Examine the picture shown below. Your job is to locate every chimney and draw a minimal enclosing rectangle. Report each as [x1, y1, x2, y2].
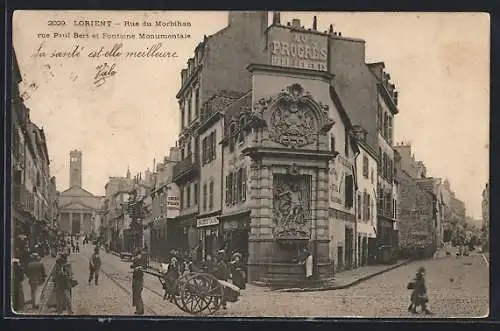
[273, 11, 281, 25]
[292, 19, 301, 29]
[313, 16, 318, 30]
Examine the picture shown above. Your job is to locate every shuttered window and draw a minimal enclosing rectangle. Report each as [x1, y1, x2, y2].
[226, 174, 232, 206]
[344, 175, 354, 208]
[209, 181, 214, 209]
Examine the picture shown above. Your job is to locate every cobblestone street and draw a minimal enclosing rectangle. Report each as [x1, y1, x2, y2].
[27, 244, 489, 318]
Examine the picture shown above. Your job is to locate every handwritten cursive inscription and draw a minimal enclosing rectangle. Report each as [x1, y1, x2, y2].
[94, 62, 117, 87]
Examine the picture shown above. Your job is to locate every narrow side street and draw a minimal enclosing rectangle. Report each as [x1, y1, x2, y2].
[22, 243, 488, 318]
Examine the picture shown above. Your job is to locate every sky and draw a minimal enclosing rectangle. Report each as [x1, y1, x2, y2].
[13, 11, 489, 219]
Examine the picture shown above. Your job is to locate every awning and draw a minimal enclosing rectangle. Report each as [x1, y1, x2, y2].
[357, 223, 376, 238]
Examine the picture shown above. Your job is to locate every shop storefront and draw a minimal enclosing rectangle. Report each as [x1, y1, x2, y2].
[220, 210, 251, 264]
[197, 216, 222, 261]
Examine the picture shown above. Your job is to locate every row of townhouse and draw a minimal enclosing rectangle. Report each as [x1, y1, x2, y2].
[12, 49, 59, 256]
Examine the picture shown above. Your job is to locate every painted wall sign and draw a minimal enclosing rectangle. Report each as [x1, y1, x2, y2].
[329, 155, 353, 208]
[167, 196, 180, 209]
[269, 31, 328, 71]
[196, 217, 219, 228]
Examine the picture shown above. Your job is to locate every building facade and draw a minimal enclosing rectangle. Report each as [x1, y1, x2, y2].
[353, 126, 378, 266]
[168, 11, 411, 285]
[12, 49, 59, 254]
[149, 151, 181, 261]
[57, 150, 103, 235]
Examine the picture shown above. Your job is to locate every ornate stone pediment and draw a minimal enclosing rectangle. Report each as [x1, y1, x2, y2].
[252, 84, 335, 149]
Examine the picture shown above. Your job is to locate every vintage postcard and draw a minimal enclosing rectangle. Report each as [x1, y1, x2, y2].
[10, 10, 489, 318]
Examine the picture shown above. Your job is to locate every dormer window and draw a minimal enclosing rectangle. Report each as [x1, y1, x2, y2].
[229, 123, 236, 152]
[238, 116, 246, 143]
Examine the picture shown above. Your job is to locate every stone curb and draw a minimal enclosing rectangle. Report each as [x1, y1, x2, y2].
[274, 259, 413, 293]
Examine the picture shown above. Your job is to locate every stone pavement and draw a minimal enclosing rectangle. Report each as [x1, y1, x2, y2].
[276, 259, 411, 292]
[16, 244, 488, 318]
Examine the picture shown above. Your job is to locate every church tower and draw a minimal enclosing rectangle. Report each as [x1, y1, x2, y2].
[69, 150, 82, 187]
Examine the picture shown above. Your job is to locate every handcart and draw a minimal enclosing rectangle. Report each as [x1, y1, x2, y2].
[142, 266, 240, 315]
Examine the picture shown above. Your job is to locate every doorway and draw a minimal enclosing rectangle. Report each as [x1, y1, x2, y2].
[71, 217, 81, 235]
[345, 228, 354, 269]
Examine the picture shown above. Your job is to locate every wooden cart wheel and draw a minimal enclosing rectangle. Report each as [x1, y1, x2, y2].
[178, 273, 224, 315]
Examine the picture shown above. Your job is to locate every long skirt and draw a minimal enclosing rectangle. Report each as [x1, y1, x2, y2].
[55, 287, 72, 313]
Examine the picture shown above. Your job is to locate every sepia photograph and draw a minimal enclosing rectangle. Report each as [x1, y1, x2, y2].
[10, 10, 489, 318]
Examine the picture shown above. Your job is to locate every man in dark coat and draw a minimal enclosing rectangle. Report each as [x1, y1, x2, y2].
[408, 267, 432, 315]
[12, 257, 25, 312]
[89, 247, 101, 285]
[54, 253, 74, 315]
[212, 251, 229, 309]
[25, 253, 47, 309]
[131, 252, 145, 315]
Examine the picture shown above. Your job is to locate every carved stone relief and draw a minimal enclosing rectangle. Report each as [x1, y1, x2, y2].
[273, 174, 311, 240]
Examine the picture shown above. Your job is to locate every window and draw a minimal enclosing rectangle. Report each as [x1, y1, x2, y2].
[194, 183, 199, 205]
[232, 171, 238, 204]
[388, 117, 393, 144]
[187, 92, 192, 123]
[393, 198, 397, 219]
[202, 137, 207, 164]
[203, 184, 207, 211]
[377, 188, 383, 211]
[194, 136, 199, 162]
[344, 129, 349, 156]
[370, 169, 374, 184]
[362, 156, 369, 178]
[180, 187, 184, 209]
[344, 175, 354, 208]
[367, 193, 371, 222]
[186, 185, 191, 208]
[378, 148, 382, 173]
[388, 159, 393, 182]
[210, 131, 216, 161]
[181, 102, 185, 129]
[377, 103, 383, 132]
[330, 135, 336, 153]
[226, 174, 233, 205]
[229, 124, 236, 152]
[383, 114, 388, 139]
[385, 193, 392, 217]
[181, 148, 185, 161]
[209, 181, 214, 209]
[242, 167, 247, 201]
[357, 193, 362, 220]
[237, 168, 244, 202]
[194, 88, 200, 118]
[239, 117, 246, 143]
[187, 141, 192, 159]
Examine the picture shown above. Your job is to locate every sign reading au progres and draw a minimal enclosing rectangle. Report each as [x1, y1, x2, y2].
[270, 31, 328, 71]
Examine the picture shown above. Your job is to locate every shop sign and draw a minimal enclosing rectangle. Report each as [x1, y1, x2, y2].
[167, 196, 180, 210]
[269, 31, 328, 71]
[197, 217, 219, 228]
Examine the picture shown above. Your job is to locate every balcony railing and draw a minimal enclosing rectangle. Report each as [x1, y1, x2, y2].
[173, 153, 199, 183]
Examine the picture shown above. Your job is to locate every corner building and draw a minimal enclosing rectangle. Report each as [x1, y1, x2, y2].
[174, 12, 398, 285]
